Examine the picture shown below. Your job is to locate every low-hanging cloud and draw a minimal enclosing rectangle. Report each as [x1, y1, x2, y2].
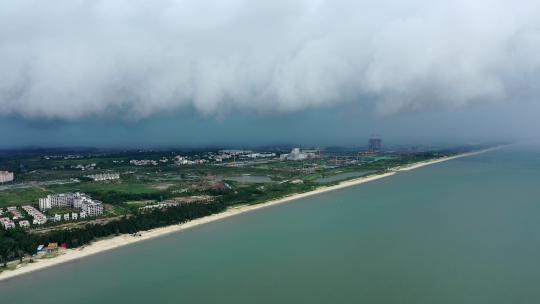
[1, 0, 540, 120]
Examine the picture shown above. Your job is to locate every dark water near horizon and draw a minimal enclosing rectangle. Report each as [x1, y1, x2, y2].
[2, 144, 540, 303]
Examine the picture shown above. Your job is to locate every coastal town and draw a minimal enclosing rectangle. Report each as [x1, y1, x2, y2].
[0, 140, 492, 276]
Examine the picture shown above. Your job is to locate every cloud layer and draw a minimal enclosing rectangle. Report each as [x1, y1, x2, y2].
[1, 0, 540, 119]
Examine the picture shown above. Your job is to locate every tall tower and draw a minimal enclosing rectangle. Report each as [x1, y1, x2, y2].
[368, 137, 382, 152]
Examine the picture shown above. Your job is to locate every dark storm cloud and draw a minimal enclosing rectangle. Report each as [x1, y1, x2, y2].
[1, 0, 539, 119]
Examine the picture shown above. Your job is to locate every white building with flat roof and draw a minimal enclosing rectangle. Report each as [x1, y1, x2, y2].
[81, 201, 103, 217]
[0, 217, 15, 229]
[39, 192, 79, 210]
[0, 171, 14, 183]
[280, 148, 319, 161]
[86, 173, 120, 181]
[39, 192, 104, 217]
[22, 205, 47, 225]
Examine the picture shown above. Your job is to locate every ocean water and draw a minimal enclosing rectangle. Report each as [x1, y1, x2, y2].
[2, 144, 540, 303]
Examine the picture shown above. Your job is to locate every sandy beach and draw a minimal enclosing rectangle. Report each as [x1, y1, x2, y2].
[0, 147, 499, 282]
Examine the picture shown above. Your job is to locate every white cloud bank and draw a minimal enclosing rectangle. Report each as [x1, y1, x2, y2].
[1, 0, 540, 119]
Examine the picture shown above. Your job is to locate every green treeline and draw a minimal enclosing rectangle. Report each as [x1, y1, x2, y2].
[0, 202, 227, 267]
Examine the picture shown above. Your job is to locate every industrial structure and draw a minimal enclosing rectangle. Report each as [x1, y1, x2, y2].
[368, 137, 383, 152]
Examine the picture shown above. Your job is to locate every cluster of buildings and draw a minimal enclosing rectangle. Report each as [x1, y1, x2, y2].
[0, 193, 105, 230]
[218, 150, 276, 160]
[0, 217, 15, 229]
[35, 242, 70, 256]
[39, 192, 104, 217]
[0, 206, 47, 230]
[86, 173, 120, 181]
[246, 152, 276, 159]
[71, 163, 97, 171]
[218, 149, 252, 156]
[280, 148, 320, 161]
[0, 170, 14, 183]
[140, 195, 215, 211]
[130, 159, 158, 166]
[217, 150, 253, 161]
[174, 156, 209, 165]
[52, 211, 87, 222]
[6, 206, 23, 219]
[43, 154, 83, 160]
[22, 205, 47, 225]
[127, 150, 279, 167]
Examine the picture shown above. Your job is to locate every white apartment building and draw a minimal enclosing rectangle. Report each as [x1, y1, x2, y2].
[280, 148, 319, 161]
[81, 201, 104, 217]
[19, 220, 30, 228]
[73, 194, 93, 209]
[39, 192, 79, 210]
[39, 192, 104, 217]
[86, 173, 120, 181]
[0, 217, 15, 229]
[33, 216, 47, 225]
[0, 171, 14, 183]
[22, 205, 47, 225]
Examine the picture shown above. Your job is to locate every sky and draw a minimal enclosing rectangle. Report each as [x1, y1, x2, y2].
[1, 0, 539, 148]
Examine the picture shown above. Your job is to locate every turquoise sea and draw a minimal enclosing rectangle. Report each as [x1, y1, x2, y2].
[2, 144, 540, 303]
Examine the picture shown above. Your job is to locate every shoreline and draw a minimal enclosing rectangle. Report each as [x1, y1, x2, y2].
[0, 147, 499, 282]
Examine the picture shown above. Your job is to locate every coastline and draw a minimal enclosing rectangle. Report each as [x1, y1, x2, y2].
[0, 147, 498, 282]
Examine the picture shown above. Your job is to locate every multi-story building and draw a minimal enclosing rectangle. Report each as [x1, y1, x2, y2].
[39, 193, 79, 210]
[0, 217, 15, 229]
[73, 194, 93, 209]
[7, 206, 23, 219]
[85, 173, 120, 181]
[0, 171, 14, 183]
[22, 205, 47, 225]
[81, 201, 104, 217]
[368, 137, 383, 152]
[33, 216, 47, 225]
[280, 148, 319, 161]
[39, 192, 104, 217]
[19, 220, 30, 228]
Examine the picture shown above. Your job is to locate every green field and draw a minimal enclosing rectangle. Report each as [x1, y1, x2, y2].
[0, 148, 454, 211]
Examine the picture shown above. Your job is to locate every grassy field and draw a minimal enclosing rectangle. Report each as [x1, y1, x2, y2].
[0, 188, 50, 207]
[0, 149, 449, 211]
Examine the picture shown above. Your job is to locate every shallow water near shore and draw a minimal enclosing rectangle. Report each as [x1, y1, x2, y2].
[2, 144, 540, 303]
